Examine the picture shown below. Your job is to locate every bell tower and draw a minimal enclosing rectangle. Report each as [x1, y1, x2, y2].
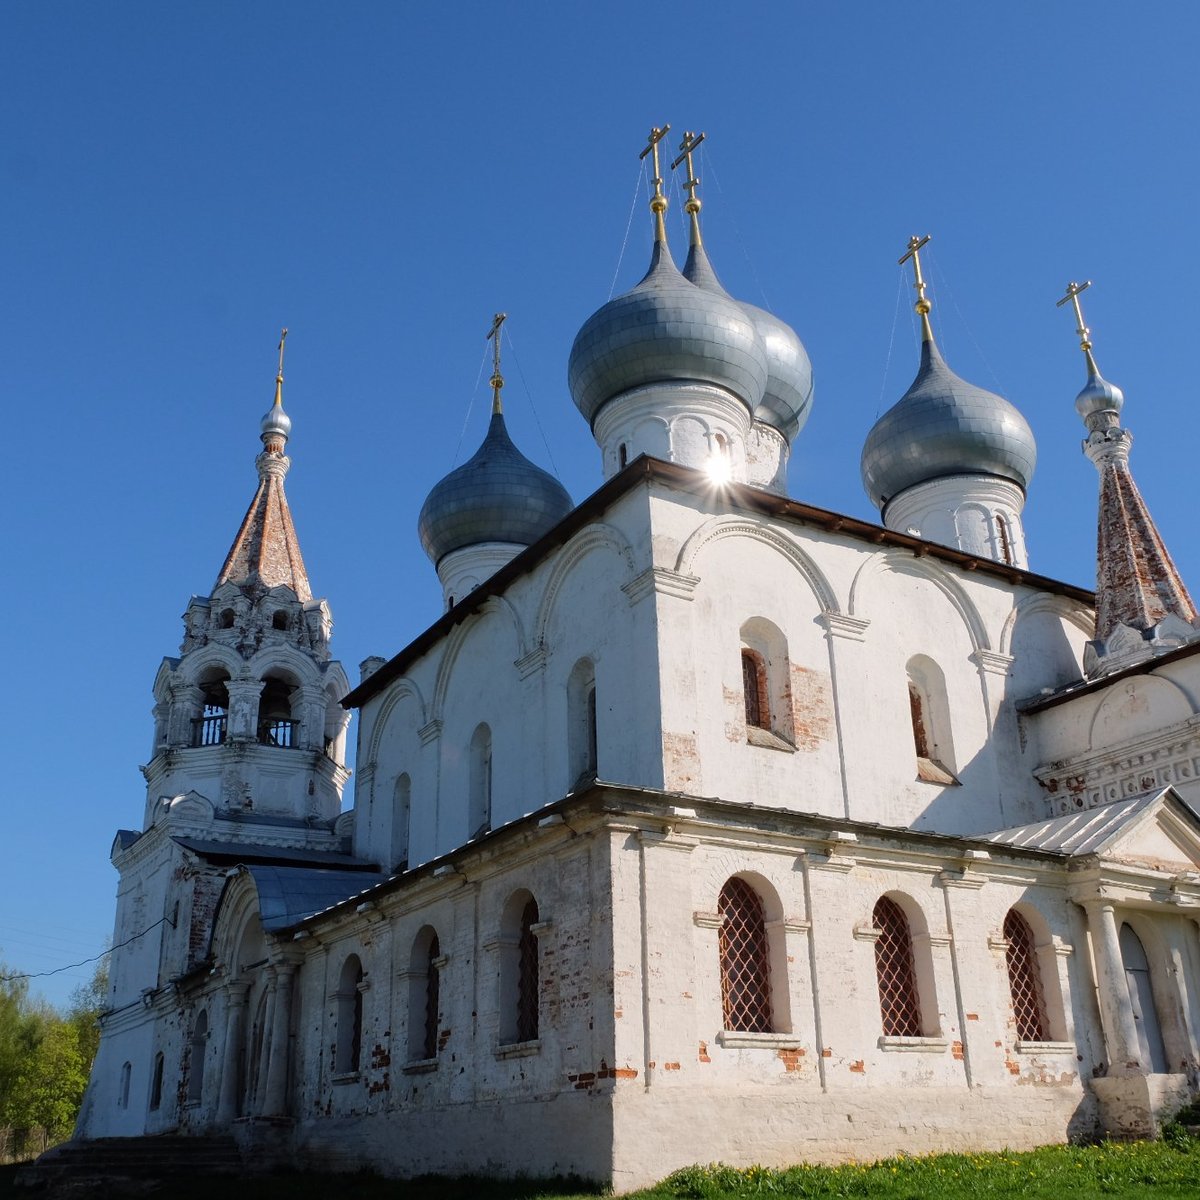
[142, 330, 351, 827]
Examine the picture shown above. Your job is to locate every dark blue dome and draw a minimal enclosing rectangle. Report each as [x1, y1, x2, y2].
[418, 411, 573, 566]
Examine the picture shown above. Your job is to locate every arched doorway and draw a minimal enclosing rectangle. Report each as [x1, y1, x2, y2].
[1119, 923, 1168, 1073]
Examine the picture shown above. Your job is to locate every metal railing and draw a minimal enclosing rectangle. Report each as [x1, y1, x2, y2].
[191, 712, 227, 747]
[258, 718, 298, 748]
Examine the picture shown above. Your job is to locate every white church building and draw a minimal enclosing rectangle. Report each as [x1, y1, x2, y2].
[73, 130, 1200, 1191]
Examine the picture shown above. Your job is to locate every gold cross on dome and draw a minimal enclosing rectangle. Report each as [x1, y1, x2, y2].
[276, 327, 288, 379]
[671, 130, 706, 210]
[639, 124, 671, 204]
[487, 312, 507, 413]
[1056, 280, 1093, 352]
[898, 235, 932, 316]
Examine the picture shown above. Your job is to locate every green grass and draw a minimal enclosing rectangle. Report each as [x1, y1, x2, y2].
[2, 1140, 1199, 1199]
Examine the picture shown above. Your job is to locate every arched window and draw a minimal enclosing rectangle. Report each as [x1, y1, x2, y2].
[498, 891, 540, 1045]
[906, 656, 957, 784]
[739, 618, 794, 746]
[148, 1051, 164, 1111]
[1003, 910, 1047, 1043]
[219, 608, 236, 629]
[567, 658, 598, 787]
[258, 673, 298, 748]
[1119, 923, 1168, 1072]
[408, 927, 441, 1063]
[193, 670, 230, 746]
[469, 724, 492, 837]
[272, 610, 289, 631]
[873, 896, 922, 1037]
[119, 1061, 132, 1109]
[994, 514, 1014, 566]
[186, 1010, 208, 1104]
[718, 877, 772, 1033]
[392, 774, 411, 870]
[335, 954, 364, 1075]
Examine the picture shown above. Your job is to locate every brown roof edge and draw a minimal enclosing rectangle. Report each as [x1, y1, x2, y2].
[343, 455, 1096, 710]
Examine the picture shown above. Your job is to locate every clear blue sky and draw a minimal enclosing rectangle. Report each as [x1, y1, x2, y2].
[3, 3, 1197, 1007]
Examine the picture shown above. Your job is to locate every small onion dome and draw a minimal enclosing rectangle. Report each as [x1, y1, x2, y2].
[417, 411, 573, 566]
[861, 336, 1037, 510]
[567, 240, 769, 427]
[260, 400, 292, 442]
[1075, 361, 1125, 422]
[683, 243, 813, 443]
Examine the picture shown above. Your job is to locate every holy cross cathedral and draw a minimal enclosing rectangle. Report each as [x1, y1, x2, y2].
[73, 127, 1200, 1190]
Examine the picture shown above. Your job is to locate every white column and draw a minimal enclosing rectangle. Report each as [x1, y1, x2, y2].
[1083, 900, 1141, 1075]
[261, 961, 298, 1117]
[216, 981, 250, 1124]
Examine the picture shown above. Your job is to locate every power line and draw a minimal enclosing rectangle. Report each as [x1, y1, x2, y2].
[0, 916, 170, 985]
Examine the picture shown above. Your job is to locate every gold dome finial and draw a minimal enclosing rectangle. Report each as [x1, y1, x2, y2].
[273, 327, 288, 407]
[1055, 280, 1102, 374]
[487, 312, 507, 415]
[670, 130, 706, 248]
[639, 124, 672, 244]
[899, 235, 934, 342]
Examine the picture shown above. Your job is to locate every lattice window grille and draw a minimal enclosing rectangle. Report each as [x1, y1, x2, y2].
[516, 899, 540, 1043]
[873, 896, 923, 1037]
[718, 877, 773, 1033]
[1003, 910, 1048, 1042]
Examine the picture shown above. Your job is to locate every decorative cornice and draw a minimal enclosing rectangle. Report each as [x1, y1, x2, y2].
[418, 719, 443, 746]
[970, 649, 1015, 677]
[1036, 717, 1200, 816]
[621, 566, 701, 605]
[514, 646, 548, 678]
[819, 612, 871, 642]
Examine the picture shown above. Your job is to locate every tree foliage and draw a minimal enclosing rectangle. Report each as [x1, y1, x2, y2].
[0, 953, 108, 1144]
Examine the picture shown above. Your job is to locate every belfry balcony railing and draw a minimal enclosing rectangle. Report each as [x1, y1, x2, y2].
[191, 712, 228, 747]
[258, 718, 298, 748]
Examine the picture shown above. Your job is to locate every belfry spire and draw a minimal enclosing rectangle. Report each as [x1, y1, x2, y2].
[900, 235, 935, 344]
[1056, 281, 1198, 676]
[487, 312, 507, 415]
[215, 329, 313, 602]
[640, 124, 672, 246]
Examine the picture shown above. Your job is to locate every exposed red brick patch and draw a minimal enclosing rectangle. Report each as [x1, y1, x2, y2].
[849, 1060, 865, 1074]
[698, 1041, 710, 1064]
[966, 1013, 979, 1021]
[789, 664, 834, 751]
[777, 1047, 805, 1073]
[951, 1041, 964, 1061]
[821, 1048, 832, 1058]
[663, 1061, 681, 1071]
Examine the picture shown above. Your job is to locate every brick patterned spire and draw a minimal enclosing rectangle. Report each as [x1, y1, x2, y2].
[1059, 283, 1198, 676]
[215, 331, 313, 602]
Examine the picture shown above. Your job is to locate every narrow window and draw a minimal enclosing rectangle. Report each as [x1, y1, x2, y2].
[335, 955, 364, 1074]
[1119, 923, 1169, 1072]
[567, 659, 598, 787]
[272, 611, 289, 631]
[422, 935, 441, 1060]
[1003, 910, 1047, 1043]
[392, 774, 411, 870]
[219, 608, 236, 629]
[873, 896, 922, 1037]
[908, 681, 931, 759]
[148, 1051, 164, 1111]
[516, 898, 540, 1043]
[119, 1062, 132, 1109]
[741, 650, 769, 730]
[187, 1011, 208, 1104]
[995, 514, 1014, 566]
[618, 443, 628, 470]
[718, 877, 772, 1033]
[469, 723, 492, 837]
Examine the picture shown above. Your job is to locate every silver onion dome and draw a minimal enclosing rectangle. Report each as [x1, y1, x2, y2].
[260, 400, 292, 442]
[567, 240, 769, 427]
[418, 411, 574, 566]
[861, 336, 1037, 511]
[682, 242, 813, 443]
[1075, 363, 1125, 423]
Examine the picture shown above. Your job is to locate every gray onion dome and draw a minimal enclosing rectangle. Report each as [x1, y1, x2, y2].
[1075, 361, 1124, 423]
[260, 400, 292, 442]
[682, 243, 813, 442]
[568, 240, 769, 427]
[861, 336, 1037, 511]
[418, 411, 573, 566]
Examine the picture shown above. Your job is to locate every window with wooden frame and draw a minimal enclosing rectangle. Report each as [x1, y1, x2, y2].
[873, 896, 923, 1037]
[718, 877, 773, 1033]
[738, 617, 795, 751]
[741, 649, 769, 731]
[906, 656, 958, 785]
[1003, 909, 1048, 1043]
[516, 898, 540, 1043]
